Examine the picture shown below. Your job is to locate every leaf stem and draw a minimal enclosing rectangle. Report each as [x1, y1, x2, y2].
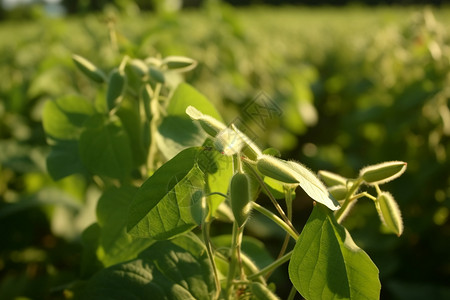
[202, 219, 221, 300]
[247, 251, 292, 280]
[147, 83, 162, 171]
[335, 177, 363, 224]
[287, 285, 297, 300]
[242, 158, 297, 234]
[225, 222, 240, 299]
[267, 186, 294, 279]
[252, 202, 299, 240]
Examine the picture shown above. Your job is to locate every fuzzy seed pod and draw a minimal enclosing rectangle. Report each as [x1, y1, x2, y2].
[230, 173, 252, 227]
[376, 192, 404, 236]
[162, 56, 198, 73]
[72, 54, 105, 83]
[186, 106, 226, 137]
[360, 161, 407, 185]
[129, 59, 148, 79]
[106, 68, 127, 112]
[141, 84, 153, 121]
[256, 155, 299, 184]
[328, 185, 348, 201]
[149, 67, 165, 83]
[318, 170, 348, 187]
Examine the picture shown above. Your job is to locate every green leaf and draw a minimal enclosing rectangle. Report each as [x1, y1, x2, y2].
[127, 147, 205, 240]
[43, 95, 94, 140]
[96, 186, 155, 267]
[46, 140, 86, 180]
[289, 204, 380, 300]
[156, 83, 223, 160]
[79, 115, 133, 180]
[80, 223, 102, 278]
[75, 233, 216, 300]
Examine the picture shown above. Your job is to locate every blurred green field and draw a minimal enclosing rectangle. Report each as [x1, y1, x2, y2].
[1, 4, 450, 299]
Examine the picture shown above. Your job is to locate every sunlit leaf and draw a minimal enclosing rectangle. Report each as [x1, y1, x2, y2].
[75, 233, 216, 300]
[127, 147, 205, 240]
[96, 186, 155, 267]
[289, 204, 380, 300]
[79, 115, 133, 180]
[156, 83, 223, 160]
[43, 95, 94, 140]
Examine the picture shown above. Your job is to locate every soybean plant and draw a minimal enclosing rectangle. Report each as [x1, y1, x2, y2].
[43, 54, 406, 299]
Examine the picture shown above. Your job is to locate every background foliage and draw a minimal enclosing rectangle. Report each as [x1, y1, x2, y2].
[0, 1, 450, 299]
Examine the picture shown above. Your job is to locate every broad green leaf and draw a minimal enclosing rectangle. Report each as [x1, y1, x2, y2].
[42, 95, 94, 140]
[80, 223, 102, 278]
[156, 83, 223, 160]
[79, 115, 133, 180]
[96, 186, 155, 267]
[289, 204, 380, 300]
[75, 233, 216, 300]
[145, 165, 205, 240]
[46, 140, 86, 180]
[127, 147, 205, 240]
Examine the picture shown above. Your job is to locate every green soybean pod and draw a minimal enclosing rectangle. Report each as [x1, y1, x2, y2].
[149, 67, 165, 83]
[230, 172, 251, 227]
[360, 161, 407, 185]
[328, 185, 348, 201]
[140, 84, 153, 121]
[106, 68, 127, 112]
[186, 106, 226, 137]
[72, 54, 106, 83]
[256, 155, 299, 184]
[318, 170, 347, 187]
[376, 191, 404, 236]
[250, 282, 281, 300]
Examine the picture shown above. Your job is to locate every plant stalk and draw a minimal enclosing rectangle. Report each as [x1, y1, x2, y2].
[252, 202, 299, 240]
[335, 177, 363, 223]
[242, 159, 297, 234]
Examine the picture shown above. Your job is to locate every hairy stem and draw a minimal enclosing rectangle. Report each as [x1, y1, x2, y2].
[203, 219, 221, 300]
[225, 222, 240, 299]
[266, 186, 294, 279]
[147, 83, 162, 171]
[335, 177, 363, 224]
[252, 202, 299, 240]
[242, 158, 297, 234]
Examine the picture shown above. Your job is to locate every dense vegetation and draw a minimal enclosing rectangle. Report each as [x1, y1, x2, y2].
[1, 4, 450, 299]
